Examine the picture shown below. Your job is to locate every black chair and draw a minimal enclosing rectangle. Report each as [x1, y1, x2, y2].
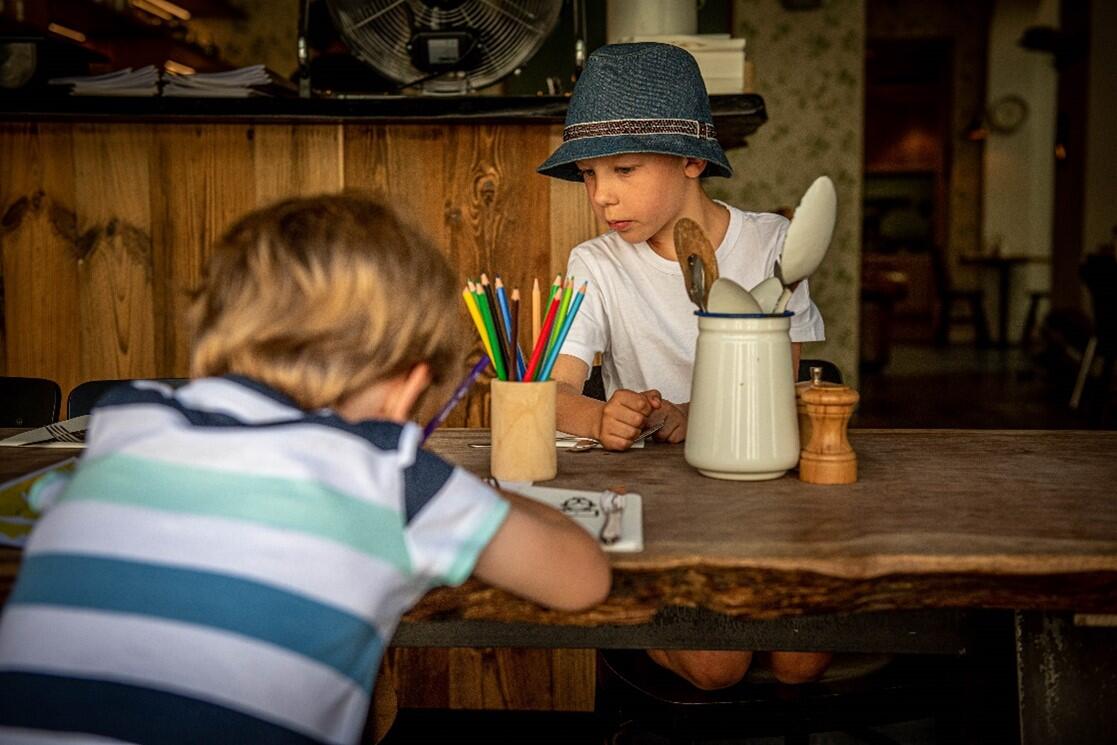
[67, 378, 189, 418]
[1069, 254, 1116, 413]
[929, 245, 992, 347]
[0, 376, 62, 427]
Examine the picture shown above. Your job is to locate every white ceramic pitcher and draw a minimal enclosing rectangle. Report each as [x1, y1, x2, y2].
[685, 311, 800, 480]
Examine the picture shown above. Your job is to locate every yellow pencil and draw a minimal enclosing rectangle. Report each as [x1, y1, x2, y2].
[532, 277, 541, 347]
[462, 285, 495, 364]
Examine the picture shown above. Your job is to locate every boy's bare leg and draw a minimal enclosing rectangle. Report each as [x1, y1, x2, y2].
[647, 649, 754, 690]
[648, 649, 833, 689]
[769, 651, 833, 684]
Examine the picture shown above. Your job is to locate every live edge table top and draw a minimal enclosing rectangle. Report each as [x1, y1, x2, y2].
[3, 429, 1116, 625]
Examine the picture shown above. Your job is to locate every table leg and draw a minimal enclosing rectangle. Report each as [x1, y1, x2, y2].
[1015, 612, 1117, 745]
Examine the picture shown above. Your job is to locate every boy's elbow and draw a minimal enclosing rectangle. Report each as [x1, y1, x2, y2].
[554, 554, 612, 612]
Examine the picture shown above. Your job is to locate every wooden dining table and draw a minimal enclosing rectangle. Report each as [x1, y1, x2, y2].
[2, 427, 1116, 744]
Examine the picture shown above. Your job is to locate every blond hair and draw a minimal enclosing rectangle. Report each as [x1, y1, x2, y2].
[190, 193, 465, 411]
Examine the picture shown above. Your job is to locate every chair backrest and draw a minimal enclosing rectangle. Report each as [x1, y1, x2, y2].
[798, 358, 843, 384]
[67, 378, 189, 418]
[1080, 253, 1117, 351]
[0, 376, 62, 427]
[927, 244, 952, 296]
[583, 365, 607, 402]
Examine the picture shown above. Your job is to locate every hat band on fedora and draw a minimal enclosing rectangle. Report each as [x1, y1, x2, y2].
[563, 118, 718, 143]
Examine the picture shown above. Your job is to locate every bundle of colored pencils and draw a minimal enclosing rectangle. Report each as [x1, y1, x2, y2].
[461, 273, 587, 382]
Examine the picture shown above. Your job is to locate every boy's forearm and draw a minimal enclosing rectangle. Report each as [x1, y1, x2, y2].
[555, 382, 605, 439]
[499, 488, 577, 528]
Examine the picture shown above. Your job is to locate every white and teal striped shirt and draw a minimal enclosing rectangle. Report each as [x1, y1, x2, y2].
[0, 375, 509, 745]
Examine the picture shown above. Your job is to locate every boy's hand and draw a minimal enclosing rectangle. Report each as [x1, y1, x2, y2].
[643, 393, 687, 443]
[596, 388, 657, 450]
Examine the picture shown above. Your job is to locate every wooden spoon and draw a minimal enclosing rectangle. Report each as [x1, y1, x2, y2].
[673, 217, 719, 308]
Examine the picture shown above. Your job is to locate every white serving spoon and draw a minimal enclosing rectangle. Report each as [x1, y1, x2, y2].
[778, 176, 837, 285]
[707, 277, 763, 314]
[748, 276, 784, 314]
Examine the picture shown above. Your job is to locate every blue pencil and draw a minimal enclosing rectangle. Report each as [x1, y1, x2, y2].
[537, 283, 587, 382]
[421, 353, 490, 444]
[495, 276, 527, 378]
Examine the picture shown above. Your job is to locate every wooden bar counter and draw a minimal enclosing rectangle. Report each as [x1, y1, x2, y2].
[0, 93, 765, 426]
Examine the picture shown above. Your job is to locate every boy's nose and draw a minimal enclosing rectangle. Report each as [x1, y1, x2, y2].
[591, 182, 618, 208]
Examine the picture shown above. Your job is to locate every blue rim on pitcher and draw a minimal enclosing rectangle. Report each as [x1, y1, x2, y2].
[694, 310, 795, 319]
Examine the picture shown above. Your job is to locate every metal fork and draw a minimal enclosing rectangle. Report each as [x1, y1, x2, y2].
[570, 420, 666, 452]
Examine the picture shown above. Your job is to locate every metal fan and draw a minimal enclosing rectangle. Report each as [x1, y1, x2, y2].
[323, 0, 563, 95]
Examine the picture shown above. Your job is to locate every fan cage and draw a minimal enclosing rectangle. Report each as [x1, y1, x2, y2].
[327, 0, 563, 94]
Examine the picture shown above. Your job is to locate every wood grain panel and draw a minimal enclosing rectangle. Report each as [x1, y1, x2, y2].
[0, 124, 81, 393]
[253, 124, 343, 205]
[547, 124, 601, 277]
[385, 646, 593, 711]
[151, 124, 256, 376]
[72, 124, 156, 384]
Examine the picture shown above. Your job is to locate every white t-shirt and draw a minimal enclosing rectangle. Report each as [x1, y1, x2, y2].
[562, 203, 825, 404]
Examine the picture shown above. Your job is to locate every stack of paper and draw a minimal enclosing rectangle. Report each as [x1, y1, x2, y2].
[162, 64, 274, 98]
[48, 66, 160, 96]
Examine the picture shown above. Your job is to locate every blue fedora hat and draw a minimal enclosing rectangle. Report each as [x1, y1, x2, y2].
[538, 42, 733, 182]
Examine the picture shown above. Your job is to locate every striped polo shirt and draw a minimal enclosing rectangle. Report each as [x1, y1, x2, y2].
[0, 376, 509, 745]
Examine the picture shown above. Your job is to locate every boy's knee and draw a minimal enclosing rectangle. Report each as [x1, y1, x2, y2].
[656, 650, 753, 690]
[770, 651, 832, 685]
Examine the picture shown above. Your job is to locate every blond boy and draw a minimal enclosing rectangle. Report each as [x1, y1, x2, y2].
[538, 43, 829, 689]
[0, 194, 610, 743]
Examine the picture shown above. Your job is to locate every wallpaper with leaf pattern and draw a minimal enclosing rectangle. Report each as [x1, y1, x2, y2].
[708, 0, 865, 386]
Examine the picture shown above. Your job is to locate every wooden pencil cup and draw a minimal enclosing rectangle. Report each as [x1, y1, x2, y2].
[796, 368, 860, 485]
[490, 379, 557, 483]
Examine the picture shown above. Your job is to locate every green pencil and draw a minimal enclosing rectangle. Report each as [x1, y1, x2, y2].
[471, 280, 507, 380]
[548, 277, 574, 357]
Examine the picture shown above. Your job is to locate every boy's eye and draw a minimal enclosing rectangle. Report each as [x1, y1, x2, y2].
[577, 169, 593, 180]
[615, 166, 636, 175]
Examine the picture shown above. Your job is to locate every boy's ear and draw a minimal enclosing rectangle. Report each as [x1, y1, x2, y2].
[683, 157, 709, 178]
[386, 362, 433, 422]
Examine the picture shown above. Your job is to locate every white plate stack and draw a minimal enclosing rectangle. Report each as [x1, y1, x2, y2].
[615, 34, 748, 94]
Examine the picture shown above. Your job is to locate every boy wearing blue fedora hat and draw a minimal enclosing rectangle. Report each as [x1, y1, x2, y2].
[539, 42, 830, 689]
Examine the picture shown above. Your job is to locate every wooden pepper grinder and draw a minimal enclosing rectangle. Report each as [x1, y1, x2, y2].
[796, 366, 859, 484]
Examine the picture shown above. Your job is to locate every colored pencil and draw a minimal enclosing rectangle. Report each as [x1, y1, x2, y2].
[461, 287, 495, 365]
[421, 353, 490, 443]
[532, 277, 541, 348]
[496, 276, 526, 378]
[468, 280, 499, 370]
[538, 282, 587, 382]
[472, 279, 506, 381]
[495, 276, 513, 339]
[547, 278, 573, 357]
[481, 275, 515, 382]
[547, 273, 562, 304]
[525, 288, 563, 381]
[510, 289, 521, 382]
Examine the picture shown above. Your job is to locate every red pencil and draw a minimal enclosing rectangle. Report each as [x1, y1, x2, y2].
[525, 287, 562, 381]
